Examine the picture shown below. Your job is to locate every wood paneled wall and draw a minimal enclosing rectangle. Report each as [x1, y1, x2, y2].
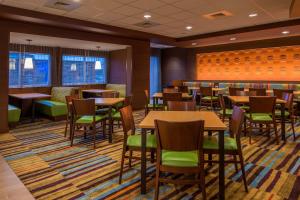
[109, 49, 127, 84]
[0, 30, 9, 133]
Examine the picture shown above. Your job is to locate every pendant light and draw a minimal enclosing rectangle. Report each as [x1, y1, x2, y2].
[95, 46, 102, 70]
[24, 39, 34, 70]
[9, 58, 16, 70]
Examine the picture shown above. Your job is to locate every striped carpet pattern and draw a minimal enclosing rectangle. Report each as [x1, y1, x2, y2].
[0, 111, 299, 200]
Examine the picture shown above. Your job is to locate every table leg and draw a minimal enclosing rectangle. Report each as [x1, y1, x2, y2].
[153, 97, 157, 110]
[218, 130, 225, 200]
[141, 128, 147, 194]
[31, 100, 36, 122]
[108, 105, 113, 143]
[281, 103, 286, 141]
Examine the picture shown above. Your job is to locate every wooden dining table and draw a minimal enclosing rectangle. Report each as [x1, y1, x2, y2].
[138, 111, 227, 199]
[81, 89, 116, 98]
[9, 93, 51, 122]
[228, 96, 287, 140]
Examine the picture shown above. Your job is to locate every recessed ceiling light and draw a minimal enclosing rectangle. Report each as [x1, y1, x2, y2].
[249, 13, 258, 18]
[144, 14, 151, 19]
[186, 26, 192, 30]
[230, 37, 237, 41]
[192, 42, 197, 46]
[282, 30, 290, 35]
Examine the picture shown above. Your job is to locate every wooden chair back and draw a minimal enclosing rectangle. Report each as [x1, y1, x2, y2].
[163, 88, 178, 93]
[72, 98, 95, 117]
[163, 92, 182, 104]
[167, 101, 196, 111]
[230, 106, 245, 140]
[124, 95, 133, 107]
[229, 87, 244, 96]
[177, 85, 189, 93]
[119, 105, 135, 136]
[219, 94, 226, 111]
[249, 96, 276, 114]
[282, 92, 294, 112]
[236, 91, 257, 96]
[200, 87, 213, 96]
[102, 91, 119, 98]
[155, 120, 204, 152]
[65, 94, 79, 113]
[249, 88, 267, 96]
[273, 89, 293, 99]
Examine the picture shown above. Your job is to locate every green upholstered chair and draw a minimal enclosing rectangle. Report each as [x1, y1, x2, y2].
[8, 105, 21, 124]
[245, 96, 279, 144]
[203, 106, 248, 192]
[274, 93, 296, 141]
[154, 120, 206, 200]
[111, 95, 133, 132]
[36, 87, 78, 119]
[199, 86, 219, 110]
[144, 90, 164, 115]
[118, 105, 156, 184]
[71, 98, 107, 148]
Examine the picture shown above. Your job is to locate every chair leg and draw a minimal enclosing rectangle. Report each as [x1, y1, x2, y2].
[273, 121, 279, 145]
[128, 150, 133, 168]
[119, 145, 126, 184]
[239, 152, 248, 192]
[233, 155, 238, 173]
[291, 118, 296, 141]
[64, 118, 69, 137]
[208, 131, 213, 166]
[102, 120, 106, 139]
[243, 118, 247, 136]
[71, 123, 75, 147]
[249, 122, 253, 144]
[200, 171, 206, 200]
[93, 124, 96, 149]
[84, 126, 87, 139]
[154, 168, 160, 200]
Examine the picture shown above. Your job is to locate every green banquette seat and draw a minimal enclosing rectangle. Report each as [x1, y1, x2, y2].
[36, 87, 78, 119]
[8, 105, 21, 124]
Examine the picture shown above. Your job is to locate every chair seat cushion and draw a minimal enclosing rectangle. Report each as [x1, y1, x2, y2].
[202, 96, 218, 100]
[162, 150, 198, 167]
[76, 115, 107, 124]
[36, 100, 67, 117]
[127, 134, 156, 148]
[112, 111, 121, 119]
[8, 105, 21, 123]
[245, 113, 273, 121]
[203, 136, 238, 150]
[219, 108, 233, 115]
[239, 105, 249, 110]
[275, 110, 290, 117]
[148, 104, 164, 108]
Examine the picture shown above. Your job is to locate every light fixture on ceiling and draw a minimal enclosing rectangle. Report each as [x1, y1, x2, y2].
[186, 26, 192, 30]
[144, 13, 151, 20]
[192, 42, 197, 46]
[9, 58, 16, 70]
[230, 37, 237, 41]
[95, 46, 102, 70]
[24, 39, 34, 70]
[248, 13, 258, 18]
[70, 63, 77, 71]
[282, 30, 290, 35]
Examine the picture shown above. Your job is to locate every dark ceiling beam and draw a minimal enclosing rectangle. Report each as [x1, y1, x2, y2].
[176, 18, 300, 42]
[290, 0, 300, 18]
[0, 5, 176, 45]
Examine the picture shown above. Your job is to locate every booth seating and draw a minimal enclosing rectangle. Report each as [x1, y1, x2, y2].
[106, 84, 126, 98]
[36, 87, 78, 120]
[8, 105, 21, 125]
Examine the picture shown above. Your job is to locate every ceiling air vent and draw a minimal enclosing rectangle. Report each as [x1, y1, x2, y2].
[134, 21, 160, 28]
[44, 0, 81, 11]
[203, 10, 233, 20]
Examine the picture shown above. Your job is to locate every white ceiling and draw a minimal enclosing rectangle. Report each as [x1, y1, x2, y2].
[10, 32, 128, 51]
[0, 0, 294, 38]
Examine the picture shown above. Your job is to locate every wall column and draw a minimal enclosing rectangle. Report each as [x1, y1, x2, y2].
[0, 30, 9, 133]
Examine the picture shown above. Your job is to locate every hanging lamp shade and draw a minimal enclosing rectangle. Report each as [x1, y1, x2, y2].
[71, 63, 77, 71]
[24, 57, 34, 69]
[95, 60, 102, 70]
[9, 59, 16, 70]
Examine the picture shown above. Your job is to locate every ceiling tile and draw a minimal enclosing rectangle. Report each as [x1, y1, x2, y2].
[116, 16, 142, 25]
[173, 0, 210, 10]
[129, 0, 165, 10]
[85, 0, 123, 11]
[92, 11, 127, 22]
[113, 5, 144, 16]
[2, 0, 40, 9]
[36, 6, 67, 15]
[65, 5, 102, 19]
[169, 11, 194, 20]
[150, 5, 182, 16]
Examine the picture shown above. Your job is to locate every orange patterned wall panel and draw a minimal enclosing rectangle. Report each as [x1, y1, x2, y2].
[196, 46, 300, 81]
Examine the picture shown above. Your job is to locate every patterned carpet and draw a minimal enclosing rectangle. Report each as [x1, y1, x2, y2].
[0, 110, 300, 200]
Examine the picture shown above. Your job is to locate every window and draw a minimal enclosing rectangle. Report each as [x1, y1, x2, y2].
[9, 52, 51, 88]
[62, 55, 107, 85]
[150, 56, 161, 96]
